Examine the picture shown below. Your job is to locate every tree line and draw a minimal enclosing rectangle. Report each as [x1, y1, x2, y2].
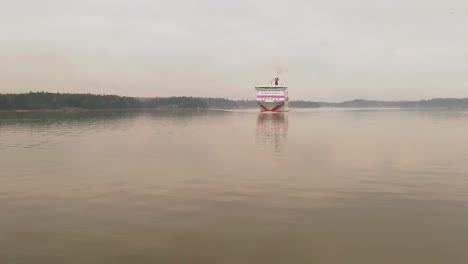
[5, 92, 464, 110]
[0, 92, 250, 110]
[0, 93, 139, 110]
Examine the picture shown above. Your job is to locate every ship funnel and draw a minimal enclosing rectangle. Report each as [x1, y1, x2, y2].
[274, 77, 279, 85]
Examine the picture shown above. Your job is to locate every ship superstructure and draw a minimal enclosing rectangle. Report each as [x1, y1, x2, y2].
[255, 77, 289, 112]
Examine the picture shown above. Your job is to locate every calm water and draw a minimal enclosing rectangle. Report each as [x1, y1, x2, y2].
[1, 109, 468, 263]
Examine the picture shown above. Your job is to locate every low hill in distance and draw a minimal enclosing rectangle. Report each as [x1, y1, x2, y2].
[323, 98, 468, 108]
[0, 92, 208, 110]
[1, 92, 468, 110]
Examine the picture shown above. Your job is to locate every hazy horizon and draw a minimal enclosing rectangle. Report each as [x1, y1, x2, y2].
[1, 0, 467, 101]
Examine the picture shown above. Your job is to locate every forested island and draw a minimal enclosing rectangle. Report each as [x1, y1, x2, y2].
[2, 92, 468, 111]
[0, 92, 213, 110]
[0, 92, 256, 110]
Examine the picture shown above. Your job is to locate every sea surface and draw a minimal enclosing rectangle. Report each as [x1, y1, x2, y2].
[1, 108, 468, 263]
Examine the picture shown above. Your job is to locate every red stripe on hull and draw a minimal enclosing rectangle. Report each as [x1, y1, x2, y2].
[256, 96, 286, 99]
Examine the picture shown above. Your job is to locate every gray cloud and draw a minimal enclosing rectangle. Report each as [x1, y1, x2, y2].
[1, 0, 467, 100]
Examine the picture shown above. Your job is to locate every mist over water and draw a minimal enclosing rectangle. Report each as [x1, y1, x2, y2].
[1, 109, 468, 263]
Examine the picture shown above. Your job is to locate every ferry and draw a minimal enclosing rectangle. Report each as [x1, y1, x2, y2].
[255, 77, 289, 112]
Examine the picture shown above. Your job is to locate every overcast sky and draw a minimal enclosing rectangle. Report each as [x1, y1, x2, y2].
[1, 0, 467, 101]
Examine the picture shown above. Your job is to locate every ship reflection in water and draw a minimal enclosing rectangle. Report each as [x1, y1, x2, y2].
[256, 113, 288, 150]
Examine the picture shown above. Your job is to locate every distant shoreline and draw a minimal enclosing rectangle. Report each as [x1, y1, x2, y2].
[4, 106, 468, 114]
[0, 107, 211, 113]
[2, 92, 468, 111]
